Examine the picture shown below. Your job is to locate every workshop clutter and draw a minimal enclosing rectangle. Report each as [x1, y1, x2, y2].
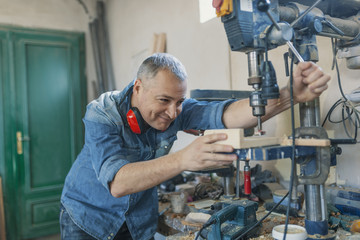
[326, 185, 360, 217]
[157, 164, 281, 238]
[272, 224, 307, 240]
[326, 185, 360, 233]
[170, 191, 188, 214]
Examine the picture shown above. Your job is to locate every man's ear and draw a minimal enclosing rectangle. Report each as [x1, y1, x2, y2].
[133, 79, 142, 94]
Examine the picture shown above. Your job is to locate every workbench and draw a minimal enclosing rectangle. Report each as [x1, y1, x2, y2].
[158, 201, 357, 240]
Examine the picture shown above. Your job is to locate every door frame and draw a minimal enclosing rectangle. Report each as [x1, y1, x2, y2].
[0, 25, 87, 239]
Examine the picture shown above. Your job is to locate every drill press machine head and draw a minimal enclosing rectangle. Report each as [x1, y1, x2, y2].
[220, 0, 286, 132]
[218, 0, 360, 132]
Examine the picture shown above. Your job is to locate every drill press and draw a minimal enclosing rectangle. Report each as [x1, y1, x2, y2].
[214, 0, 360, 239]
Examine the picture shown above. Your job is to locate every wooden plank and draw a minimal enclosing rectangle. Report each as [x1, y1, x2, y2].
[0, 177, 6, 240]
[204, 129, 330, 149]
[204, 129, 281, 149]
[150, 33, 167, 54]
[150, 33, 159, 54]
[156, 33, 166, 53]
[281, 137, 330, 147]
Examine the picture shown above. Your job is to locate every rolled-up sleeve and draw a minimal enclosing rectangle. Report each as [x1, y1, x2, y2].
[83, 119, 129, 192]
[178, 98, 237, 130]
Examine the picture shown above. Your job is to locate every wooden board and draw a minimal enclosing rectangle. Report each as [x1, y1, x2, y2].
[281, 137, 331, 147]
[150, 33, 166, 54]
[0, 177, 6, 240]
[204, 129, 281, 149]
[204, 129, 331, 148]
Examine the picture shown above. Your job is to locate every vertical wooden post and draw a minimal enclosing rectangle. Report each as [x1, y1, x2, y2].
[0, 177, 6, 240]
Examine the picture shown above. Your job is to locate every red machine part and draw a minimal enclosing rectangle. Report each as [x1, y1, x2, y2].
[244, 161, 251, 195]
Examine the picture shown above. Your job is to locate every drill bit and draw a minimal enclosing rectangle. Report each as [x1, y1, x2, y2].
[255, 116, 266, 136]
[257, 116, 262, 131]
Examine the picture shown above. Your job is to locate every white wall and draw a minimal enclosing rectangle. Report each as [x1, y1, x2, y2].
[0, 0, 98, 101]
[106, 0, 231, 92]
[107, 0, 360, 188]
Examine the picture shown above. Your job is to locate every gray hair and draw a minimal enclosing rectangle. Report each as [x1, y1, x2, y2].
[137, 53, 187, 82]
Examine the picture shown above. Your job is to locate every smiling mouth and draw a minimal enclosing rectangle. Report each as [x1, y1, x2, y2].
[159, 115, 172, 123]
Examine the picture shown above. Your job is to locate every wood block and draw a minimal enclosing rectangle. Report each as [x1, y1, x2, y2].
[184, 212, 211, 224]
[281, 137, 330, 147]
[204, 129, 281, 149]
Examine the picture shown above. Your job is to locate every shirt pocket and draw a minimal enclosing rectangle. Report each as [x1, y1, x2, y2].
[154, 134, 177, 158]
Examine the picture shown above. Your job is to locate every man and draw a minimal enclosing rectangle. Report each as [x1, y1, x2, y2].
[60, 53, 330, 240]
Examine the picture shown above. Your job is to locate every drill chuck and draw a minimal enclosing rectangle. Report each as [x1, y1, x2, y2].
[249, 91, 266, 117]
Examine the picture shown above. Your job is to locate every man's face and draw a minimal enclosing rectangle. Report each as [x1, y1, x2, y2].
[132, 70, 187, 131]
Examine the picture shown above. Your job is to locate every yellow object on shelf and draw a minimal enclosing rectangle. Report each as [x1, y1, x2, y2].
[216, 0, 233, 17]
[351, 219, 360, 233]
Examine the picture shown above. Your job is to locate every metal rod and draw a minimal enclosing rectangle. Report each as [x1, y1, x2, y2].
[286, 41, 304, 62]
[305, 184, 323, 221]
[317, 32, 354, 41]
[290, 0, 323, 27]
[236, 158, 240, 198]
[266, 11, 281, 30]
[320, 184, 327, 220]
[257, 116, 262, 131]
[290, 164, 298, 201]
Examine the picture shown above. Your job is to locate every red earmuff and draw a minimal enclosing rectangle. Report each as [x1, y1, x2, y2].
[126, 107, 147, 134]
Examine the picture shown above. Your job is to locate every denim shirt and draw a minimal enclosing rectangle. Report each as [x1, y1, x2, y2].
[61, 82, 235, 240]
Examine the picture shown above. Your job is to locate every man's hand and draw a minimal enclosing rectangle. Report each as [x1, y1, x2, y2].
[177, 133, 237, 171]
[291, 62, 331, 103]
[110, 133, 236, 197]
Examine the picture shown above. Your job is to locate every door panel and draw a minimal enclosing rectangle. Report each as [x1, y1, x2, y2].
[26, 43, 73, 189]
[0, 27, 87, 240]
[14, 38, 73, 237]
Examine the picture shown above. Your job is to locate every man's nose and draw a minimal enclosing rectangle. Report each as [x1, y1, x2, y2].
[166, 104, 177, 119]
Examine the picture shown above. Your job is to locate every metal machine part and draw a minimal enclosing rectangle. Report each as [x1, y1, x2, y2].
[278, 1, 360, 67]
[338, 45, 360, 69]
[216, 0, 360, 238]
[205, 200, 259, 240]
[247, 51, 266, 131]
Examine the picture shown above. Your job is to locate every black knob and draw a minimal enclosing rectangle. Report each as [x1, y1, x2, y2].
[335, 147, 342, 155]
[257, 0, 271, 12]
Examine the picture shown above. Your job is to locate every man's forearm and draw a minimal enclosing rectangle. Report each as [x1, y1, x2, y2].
[223, 86, 293, 129]
[110, 152, 184, 198]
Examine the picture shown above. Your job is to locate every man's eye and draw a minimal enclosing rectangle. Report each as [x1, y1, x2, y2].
[160, 99, 169, 103]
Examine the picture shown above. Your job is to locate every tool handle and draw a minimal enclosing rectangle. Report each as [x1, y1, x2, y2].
[244, 169, 251, 195]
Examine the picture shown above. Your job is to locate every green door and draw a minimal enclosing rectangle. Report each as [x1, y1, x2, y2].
[0, 27, 86, 239]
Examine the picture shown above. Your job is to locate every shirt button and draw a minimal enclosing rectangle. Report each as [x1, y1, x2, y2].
[164, 145, 168, 149]
[125, 212, 128, 215]
[110, 233, 114, 236]
[107, 237, 111, 239]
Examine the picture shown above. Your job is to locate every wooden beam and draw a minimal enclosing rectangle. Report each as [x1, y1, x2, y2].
[281, 137, 331, 147]
[150, 33, 167, 54]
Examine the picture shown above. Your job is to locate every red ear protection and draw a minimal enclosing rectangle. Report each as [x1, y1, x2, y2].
[126, 107, 148, 134]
